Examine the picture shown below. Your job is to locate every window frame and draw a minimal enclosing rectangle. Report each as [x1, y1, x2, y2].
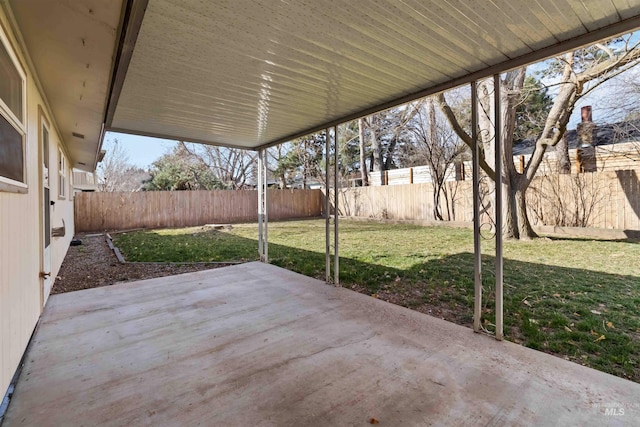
[58, 147, 67, 199]
[0, 24, 27, 193]
[69, 167, 74, 200]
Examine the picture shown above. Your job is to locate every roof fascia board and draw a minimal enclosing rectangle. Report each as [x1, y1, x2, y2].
[94, 0, 134, 170]
[103, 0, 148, 129]
[255, 14, 640, 151]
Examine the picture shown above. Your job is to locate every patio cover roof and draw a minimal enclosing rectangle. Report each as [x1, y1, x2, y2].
[7, 0, 640, 166]
[105, 0, 640, 151]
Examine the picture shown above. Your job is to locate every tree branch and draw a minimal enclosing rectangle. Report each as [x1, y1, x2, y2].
[436, 93, 495, 181]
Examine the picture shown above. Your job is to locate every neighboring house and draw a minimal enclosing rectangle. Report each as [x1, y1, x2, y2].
[513, 116, 640, 175]
[370, 116, 640, 187]
[288, 176, 324, 189]
[0, 1, 121, 399]
[72, 169, 98, 193]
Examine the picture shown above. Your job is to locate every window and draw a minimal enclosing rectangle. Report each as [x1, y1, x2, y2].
[0, 35, 22, 122]
[0, 27, 26, 193]
[58, 148, 67, 198]
[0, 114, 24, 181]
[69, 168, 74, 200]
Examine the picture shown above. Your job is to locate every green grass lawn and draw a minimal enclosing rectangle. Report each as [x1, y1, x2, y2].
[114, 219, 640, 382]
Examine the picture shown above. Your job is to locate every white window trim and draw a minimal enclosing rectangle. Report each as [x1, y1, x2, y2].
[41, 116, 50, 188]
[0, 25, 27, 193]
[58, 147, 67, 199]
[0, 120, 26, 192]
[69, 168, 74, 200]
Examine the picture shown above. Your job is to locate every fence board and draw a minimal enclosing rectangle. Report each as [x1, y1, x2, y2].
[75, 190, 323, 232]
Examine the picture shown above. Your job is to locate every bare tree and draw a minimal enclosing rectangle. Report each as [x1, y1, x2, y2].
[408, 98, 467, 220]
[528, 168, 605, 228]
[269, 134, 327, 189]
[359, 102, 423, 185]
[357, 118, 369, 186]
[97, 138, 148, 192]
[180, 143, 256, 189]
[438, 35, 640, 239]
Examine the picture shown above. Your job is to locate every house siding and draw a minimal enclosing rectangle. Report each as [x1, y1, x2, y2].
[0, 8, 74, 397]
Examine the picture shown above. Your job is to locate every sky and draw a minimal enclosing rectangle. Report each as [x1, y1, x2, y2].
[104, 132, 177, 169]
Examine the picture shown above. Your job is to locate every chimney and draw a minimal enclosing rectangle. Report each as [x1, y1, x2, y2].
[581, 106, 593, 123]
[577, 106, 595, 147]
[576, 106, 596, 172]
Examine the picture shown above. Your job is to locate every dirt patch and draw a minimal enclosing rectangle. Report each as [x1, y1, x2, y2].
[52, 233, 233, 294]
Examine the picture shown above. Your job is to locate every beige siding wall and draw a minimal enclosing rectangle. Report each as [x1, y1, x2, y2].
[0, 10, 74, 396]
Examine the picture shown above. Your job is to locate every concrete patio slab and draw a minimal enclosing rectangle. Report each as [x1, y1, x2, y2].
[3, 262, 639, 426]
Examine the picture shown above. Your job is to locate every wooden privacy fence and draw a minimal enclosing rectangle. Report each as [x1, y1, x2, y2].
[526, 169, 640, 231]
[75, 170, 640, 232]
[75, 189, 323, 232]
[335, 169, 640, 231]
[334, 181, 474, 222]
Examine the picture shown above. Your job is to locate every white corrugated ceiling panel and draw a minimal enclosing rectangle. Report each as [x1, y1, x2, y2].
[110, 0, 640, 150]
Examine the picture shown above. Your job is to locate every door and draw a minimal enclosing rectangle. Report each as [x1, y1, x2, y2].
[41, 118, 52, 304]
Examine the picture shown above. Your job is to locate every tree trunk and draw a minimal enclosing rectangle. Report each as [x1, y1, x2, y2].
[556, 136, 571, 173]
[476, 73, 533, 240]
[515, 185, 537, 239]
[369, 118, 384, 185]
[438, 43, 640, 239]
[428, 99, 437, 147]
[503, 177, 519, 239]
[443, 185, 451, 221]
[433, 182, 444, 220]
[358, 118, 369, 186]
[384, 140, 397, 170]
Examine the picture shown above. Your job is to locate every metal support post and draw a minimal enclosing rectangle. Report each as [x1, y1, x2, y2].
[263, 149, 268, 263]
[494, 74, 504, 340]
[325, 128, 331, 284]
[258, 149, 264, 260]
[257, 149, 268, 263]
[333, 126, 339, 286]
[471, 81, 482, 333]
